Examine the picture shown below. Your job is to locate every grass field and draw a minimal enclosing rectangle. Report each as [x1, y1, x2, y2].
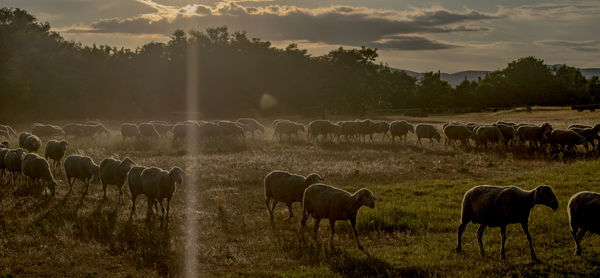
[3, 107, 600, 277]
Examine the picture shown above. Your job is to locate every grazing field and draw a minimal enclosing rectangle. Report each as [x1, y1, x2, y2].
[3, 107, 600, 277]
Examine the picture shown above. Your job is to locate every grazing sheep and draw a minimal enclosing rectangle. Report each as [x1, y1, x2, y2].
[4, 148, 25, 185]
[64, 155, 100, 195]
[569, 124, 600, 151]
[301, 184, 375, 250]
[372, 120, 390, 141]
[307, 120, 338, 142]
[100, 157, 135, 203]
[128, 165, 148, 216]
[172, 122, 201, 143]
[139, 123, 160, 139]
[31, 124, 65, 138]
[120, 123, 140, 140]
[456, 185, 558, 261]
[63, 123, 84, 137]
[23, 134, 42, 152]
[272, 119, 291, 129]
[390, 120, 414, 144]
[515, 123, 552, 149]
[273, 121, 305, 141]
[44, 140, 68, 168]
[236, 118, 265, 137]
[199, 122, 221, 140]
[474, 126, 505, 150]
[21, 153, 56, 197]
[567, 191, 600, 256]
[415, 124, 441, 146]
[80, 123, 111, 137]
[443, 124, 473, 147]
[548, 129, 587, 153]
[493, 124, 516, 147]
[140, 166, 184, 222]
[216, 121, 245, 140]
[151, 122, 174, 136]
[264, 171, 323, 222]
[19, 132, 30, 148]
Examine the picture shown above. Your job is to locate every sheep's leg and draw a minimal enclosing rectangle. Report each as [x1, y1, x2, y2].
[300, 210, 308, 227]
[131, 194, 137, 216]
[477, 225, 486, 257]
[521, 222, 538, 262]
[102, 181, 108, 200]
[67, 177, 74, 193]
[271, 201, 278, 218]
[146, 197, 154, 221]
[350, 216, 363, 251]
[456, 222, 467, 252]
[572, 228, 585, 256]
[500, 225, 507, 259]
[329, 219, 336, 249]
[313, 218, 321, 241]
[166, 197, 171, 222]
[265, 198, 273, 222]
[285, 203, 294, 221]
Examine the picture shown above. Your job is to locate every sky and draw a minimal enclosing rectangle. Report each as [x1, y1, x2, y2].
[1, 0, 598, 72]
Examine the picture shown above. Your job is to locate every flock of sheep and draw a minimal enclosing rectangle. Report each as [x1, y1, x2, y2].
[3, 119, 600, 261]
[0, 123, 183, 224]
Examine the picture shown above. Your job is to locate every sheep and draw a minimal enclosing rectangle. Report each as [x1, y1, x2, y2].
[548, 129, 587, 153]
[236, 118, 265, 137]
[338, 121, 359, 142]
[372, 120, 390, 141]
[172, 122, 200, 144]
[514, 123, 552, 150]
[493, 124, 516, 147]
[216, 121, 245, 141]
[415, 124, 441, 146]
[307, 120, 338, 142]
[456, 185, 558, 261]
[4, 148, 25, 185]
[140, 166, 184, 222]
[567, 191, 600, 256]
[273, 121, 305, 141]
[390, 120, 414, 144]
[151, 122, 174, 136]
[272, 119, 291, 129]
[300, 184, 375, 250]
[355, 119, 376, 143]
[64, 155, 100, 195]
[80, 123, 111, 137]
[569, 124, 600, 151]
[19, 132, 30, 148]
[199, 122, 221, 140]
[120, 123, 140, 140]
[443, 124, 473, 147]
[568, 124, 592, 130]
[139, 123, 160, 139]
[0, 148, 9, 183]
[128, 165, 148, 216]
[63, 123, 84, 137]
[31, 124, 65, 138]
[23, 134, 42, 153]
[474, 126, 505, 150]
[21, 153, 56, 197]
[100, 157, 135, 203]
[44, 140, 68, 168]
[264, 171, 323, 222]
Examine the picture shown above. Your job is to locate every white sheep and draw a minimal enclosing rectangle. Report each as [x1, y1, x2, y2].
[456, 185, 558, 261]
[567, 191, 600, 256]
[64, 155, 100, 196]
[264, 171, 323, 222]
[300, 184, 375, 250]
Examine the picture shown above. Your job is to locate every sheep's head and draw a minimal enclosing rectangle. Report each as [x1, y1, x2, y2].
[120, 158, 135, 174]
[355, 188, 375, 209]
[434, 131, 442, 142]
[60, 140, 68, 151]
[534, 185, 558, 210]
[541, 123, 553, 132]
[305, 173, 323, 186]
[168, 167, 184, 185]
[408, 124, 414, 133]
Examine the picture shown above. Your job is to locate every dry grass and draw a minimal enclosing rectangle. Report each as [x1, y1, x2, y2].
[2, 107, 600, 277]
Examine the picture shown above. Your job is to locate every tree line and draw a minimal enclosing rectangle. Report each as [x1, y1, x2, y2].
[1, 8, 599, 121]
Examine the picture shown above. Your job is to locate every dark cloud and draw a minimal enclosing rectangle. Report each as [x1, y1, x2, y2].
[64, 2, 499, 50]
[536, 40, 600, 52]
[370, 36, 457, 50]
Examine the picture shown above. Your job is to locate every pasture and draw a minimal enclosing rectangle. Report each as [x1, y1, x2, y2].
[2, 107, 600, 277]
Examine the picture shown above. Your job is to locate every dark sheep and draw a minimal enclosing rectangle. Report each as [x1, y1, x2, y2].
[23, 134, 42, 152]
[456, 185, 558, 261]
[128, 165, 148, 216]
[100, 157, 135, 203]
[568, 191, 600, 256]
[21, 153, 56, 197]
[4, 148, 25, 185]
[44, 140, 68, 168]
[140, 166, 184, 222]
[64, 155, 100, 195]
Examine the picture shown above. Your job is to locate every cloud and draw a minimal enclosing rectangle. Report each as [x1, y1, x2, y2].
[501, 1, 600, 20]
[536, 40, 600, 52]
[63, 0, 499, 50]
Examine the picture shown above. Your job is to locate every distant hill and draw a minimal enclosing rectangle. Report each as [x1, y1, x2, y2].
[396, 68, 600, 87]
